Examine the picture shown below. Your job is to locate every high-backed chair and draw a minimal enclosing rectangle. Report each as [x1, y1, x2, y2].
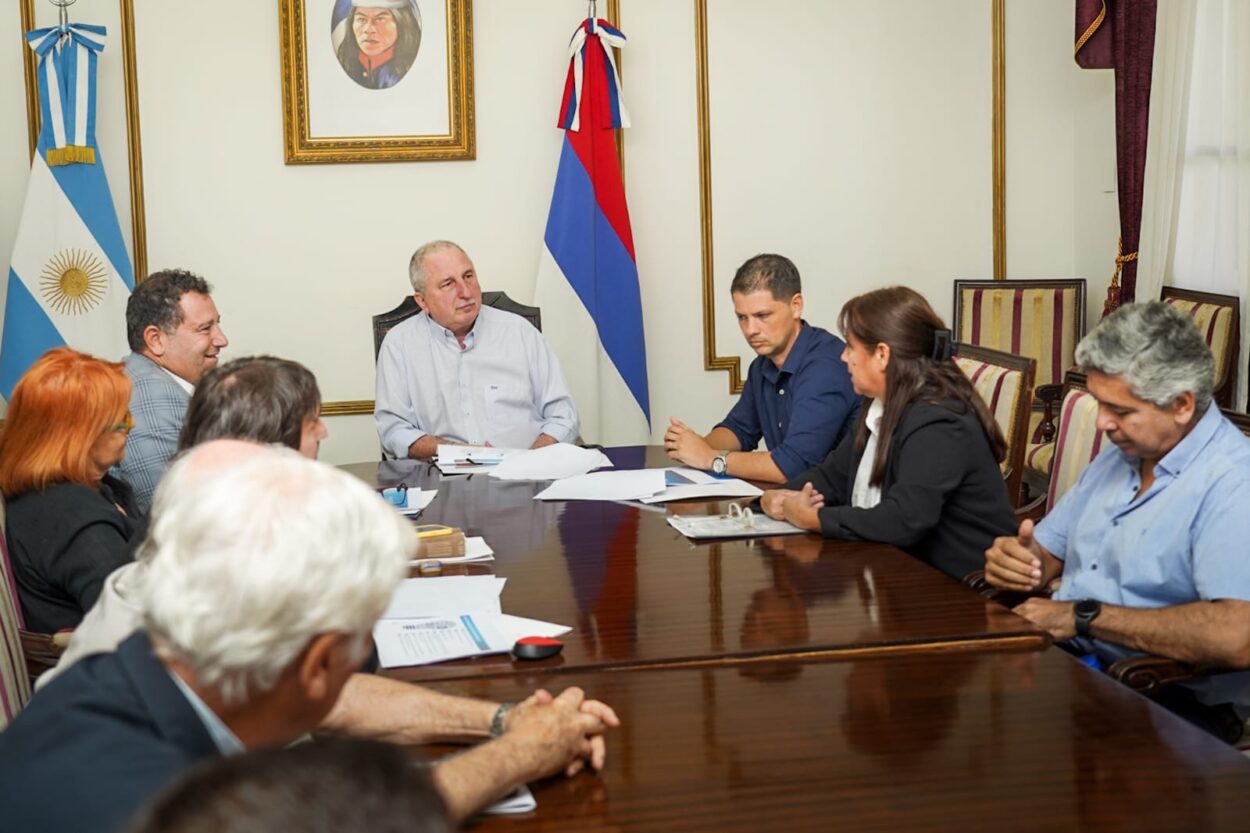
[1016, 370, 1105, 515]
[1161, 286, 1239, 409]
[953, 279, 1087, 395]
[0, 503, 32, 726]
[954, 343, 1036, 507]
[372, 291, 542, 359]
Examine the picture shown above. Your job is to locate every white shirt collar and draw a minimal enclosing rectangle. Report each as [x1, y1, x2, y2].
[161, 366, 195, 395]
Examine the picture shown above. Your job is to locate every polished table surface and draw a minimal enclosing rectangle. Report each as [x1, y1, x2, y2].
[428, 649, 1250, 832]
[343, 447, 1046, 683]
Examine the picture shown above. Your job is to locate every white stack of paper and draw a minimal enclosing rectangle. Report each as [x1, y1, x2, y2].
[488, 443, 613, 481]
[381, 575, 507, 620]
[435, 444, 523, 475]
[534, 468, 666, 501]
[639, 468, 764, 504]
[666, 513, 807, 539]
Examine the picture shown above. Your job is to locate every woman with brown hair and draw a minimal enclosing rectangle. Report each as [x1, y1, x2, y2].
[0, 347, 140, 633]
[760, 286, 1015, 580]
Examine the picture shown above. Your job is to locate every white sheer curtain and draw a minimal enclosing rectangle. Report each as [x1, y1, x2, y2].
[1169, 0, 1250, 408]
[1136, 1, 1196, 306]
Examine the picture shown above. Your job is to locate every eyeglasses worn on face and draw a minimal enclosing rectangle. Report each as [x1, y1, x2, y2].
[111, 413, 134, 434]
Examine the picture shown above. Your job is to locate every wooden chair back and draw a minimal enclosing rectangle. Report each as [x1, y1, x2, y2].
[0, 499, 32, 728]
[953, 279, 1086, 392]
[954, 343, 1036, 506]
[1161, 286, 1240, 409]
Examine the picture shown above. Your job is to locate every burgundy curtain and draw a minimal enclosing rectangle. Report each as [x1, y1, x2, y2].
[1075, 0, 1158, 316]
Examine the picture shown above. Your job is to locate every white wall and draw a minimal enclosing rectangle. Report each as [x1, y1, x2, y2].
[0, 0, 1116, 464]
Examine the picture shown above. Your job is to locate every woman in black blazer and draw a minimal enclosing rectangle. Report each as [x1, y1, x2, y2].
[761, 286, 1015, 581]
[0, 348, 140, 633]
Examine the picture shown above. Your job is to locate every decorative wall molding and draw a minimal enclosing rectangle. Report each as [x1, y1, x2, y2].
[694, 1, 1009, 393]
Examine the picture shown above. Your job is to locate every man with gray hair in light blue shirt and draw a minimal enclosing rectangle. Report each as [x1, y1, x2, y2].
[374, 241, 579, 458]
[985, 301, 1250, 741]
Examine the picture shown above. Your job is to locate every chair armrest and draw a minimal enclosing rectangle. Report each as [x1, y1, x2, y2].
[1013, 492, 1047, 523]
[1105, 655, 1212, 695]
[1031, 384, 1064, 443]
[19, 629, 69, 678]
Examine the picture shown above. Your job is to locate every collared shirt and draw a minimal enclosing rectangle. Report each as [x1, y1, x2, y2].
[161, 366, 194, 396]
[1036, 405, 1250, 703]
[375, 305, 579, 457]
[850, 398, 884, 508]
[167, 668, 245, 756]
[716, 322, 860, 479]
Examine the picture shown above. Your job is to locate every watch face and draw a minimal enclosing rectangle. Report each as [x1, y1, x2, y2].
[712, 456, 726, 474]
[1075, 599, 1099, 617]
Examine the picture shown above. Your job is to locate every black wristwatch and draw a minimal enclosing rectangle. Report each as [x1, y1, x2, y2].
[1074, 599, 1102, 637]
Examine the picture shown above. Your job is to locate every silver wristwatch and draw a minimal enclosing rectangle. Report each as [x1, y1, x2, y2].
[711, 451, 729, 476]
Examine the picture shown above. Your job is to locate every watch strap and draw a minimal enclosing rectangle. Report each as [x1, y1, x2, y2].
[489, 702, 514, 737]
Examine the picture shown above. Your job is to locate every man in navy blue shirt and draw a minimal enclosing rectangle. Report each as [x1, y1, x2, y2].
[665, 254, 859, 483]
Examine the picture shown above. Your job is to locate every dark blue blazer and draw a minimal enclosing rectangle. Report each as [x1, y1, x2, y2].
[0, 631, 219, 833]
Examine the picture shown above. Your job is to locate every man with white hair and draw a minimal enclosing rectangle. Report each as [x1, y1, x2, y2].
[985, 301, 1250, 741]
[374, 240, 579, 457]
[0, 446, 619, 832]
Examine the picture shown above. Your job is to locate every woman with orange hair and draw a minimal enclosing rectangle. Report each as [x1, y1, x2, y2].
[0, 347, 141, 633]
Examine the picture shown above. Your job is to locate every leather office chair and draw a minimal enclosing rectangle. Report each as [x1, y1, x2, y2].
[371, 291, 543, 359]
[954, 343, 1036, 507]
[1161, 287, 1239, 409]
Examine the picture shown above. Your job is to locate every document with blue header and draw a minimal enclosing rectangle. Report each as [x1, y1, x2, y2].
[373, 614, 511, 668]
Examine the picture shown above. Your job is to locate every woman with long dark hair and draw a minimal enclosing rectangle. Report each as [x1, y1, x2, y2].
[760, 286, 1015, 580]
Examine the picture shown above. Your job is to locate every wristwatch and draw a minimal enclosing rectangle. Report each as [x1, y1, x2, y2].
[711, 452, 729, 476]
[1074, 599, 1102, 637]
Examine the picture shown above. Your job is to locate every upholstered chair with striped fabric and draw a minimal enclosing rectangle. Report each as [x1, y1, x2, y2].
[1041, 372, 1104, 514]
[1161, 287, 1239, 409]
[954, 344, 1036, 506]
[0, 501, 33, 728]
[953, 279, 1087, 394]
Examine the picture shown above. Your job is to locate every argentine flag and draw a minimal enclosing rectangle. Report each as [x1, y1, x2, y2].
[0, 22, 134, 399]
[535, 18, 650, 446]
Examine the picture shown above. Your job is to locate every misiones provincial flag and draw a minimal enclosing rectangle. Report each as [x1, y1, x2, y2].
[0, 22, 134, 399]
[535, 17, 650, 445]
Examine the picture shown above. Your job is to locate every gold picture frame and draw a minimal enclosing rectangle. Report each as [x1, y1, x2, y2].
[279, 0, 475, 165]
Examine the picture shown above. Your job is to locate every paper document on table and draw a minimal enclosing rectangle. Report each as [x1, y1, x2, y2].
[381, 575, 506, 620]
[534, 468, 665, 501]
[435, 445, 524, 475]
[488, 443, 613, 481]
[481, 785, 537, 815]
[395, 489, 438, 516]
[410, 536, 495, 566]
[373, 614, 512, 667]
[640, 470, 763, 504]
[494, 613, 572, 642]
[666, 507, 807, 539]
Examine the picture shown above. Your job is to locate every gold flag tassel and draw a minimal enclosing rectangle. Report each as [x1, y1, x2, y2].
[46, 145, 96, 167]
[1101, 236, 1138, 318]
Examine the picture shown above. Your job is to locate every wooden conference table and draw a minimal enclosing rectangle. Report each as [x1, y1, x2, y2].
[343, 446, 1045, 684]
[343, 447, 1250, 829]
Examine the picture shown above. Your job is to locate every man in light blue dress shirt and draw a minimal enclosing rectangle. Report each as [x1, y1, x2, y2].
[985, 302, 1250, 738]
[375, 241, 580, 459]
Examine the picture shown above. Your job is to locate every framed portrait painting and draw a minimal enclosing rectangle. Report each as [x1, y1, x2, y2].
[279, 0, 474, 163]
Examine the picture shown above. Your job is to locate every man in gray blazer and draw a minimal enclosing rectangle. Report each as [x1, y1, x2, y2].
[116, 269, 228, 512]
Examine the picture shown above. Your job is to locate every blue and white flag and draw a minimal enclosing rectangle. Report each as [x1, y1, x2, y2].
[0, 22, 133, 398]
[535, 18, 650, 445]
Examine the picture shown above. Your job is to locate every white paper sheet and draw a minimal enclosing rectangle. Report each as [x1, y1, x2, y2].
[373, 614, 512, 667]
[640, 479, 764, 504]
[381, 575, 506, 620]
[435, 444, 524, 475]
[488, 443, 614, 481]
[666, 513, 807, 539]
[481, 785, 537, 815]
[392, 488, 438, 516]
[534, 469, 665, 501]
[410, 536, 495, 566]
[494, 613, 572, 642]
